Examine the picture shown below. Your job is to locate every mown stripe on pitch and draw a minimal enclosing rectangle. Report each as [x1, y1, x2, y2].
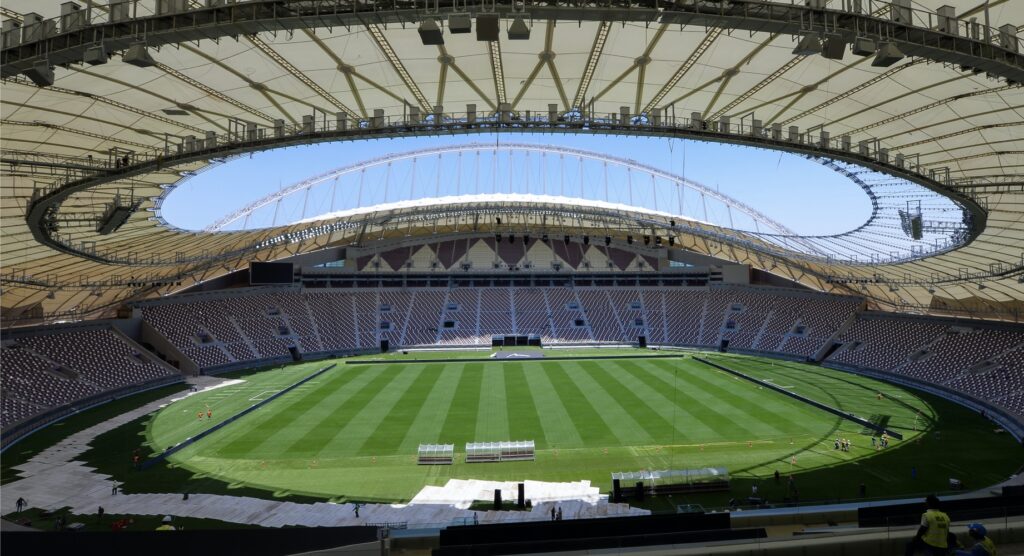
[560, 361, 656, 446]
[475, 362, 511, 442]
[544, 362, 620, 446]
[248, 366, 387, 458]
[439, 362, 484, 446]
[519, 362, 584, 449]
[503, 362, 547, 447]
[396, 363, 466, 454]
[585, 361, 679, 443]
[599, 359, 717, 442]
[642, 363, 756, 438]
[325, 365, 427, 457]
[216, 365, 366, 458]
[154, 373, 298, 452]
[679, 366, 794, 437]
[360, 364, 444, 455]
[749, 363, 923, 429]
[282, 364, 402, 456]
[718, 375, 831, 433]
[696, 358, 841, 433]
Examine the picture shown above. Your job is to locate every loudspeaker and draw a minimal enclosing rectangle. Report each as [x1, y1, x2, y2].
[517, 483, 525, 509]
[719, 339, 730, 353]
[635, 481, 644, 501]
[287, 346, 302, 362]
[612, 478, 621, 502]
[494, 488, 502, 510]
[638, 335, 647, 348]
[380, 339, 389, 353]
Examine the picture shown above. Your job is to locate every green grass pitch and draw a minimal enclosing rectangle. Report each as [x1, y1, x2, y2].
[145, 350, 1021, 505]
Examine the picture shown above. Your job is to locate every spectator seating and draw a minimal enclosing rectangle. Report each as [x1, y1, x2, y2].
[131, 285, 1023, 421]
[826, 316, 1024, 419]
[1, 327, 178, 428]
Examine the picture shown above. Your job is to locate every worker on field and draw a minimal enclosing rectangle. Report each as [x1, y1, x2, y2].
[955, 523, 997, 556]
[905, 494, 951, 556]
[156, 515, 176, 531]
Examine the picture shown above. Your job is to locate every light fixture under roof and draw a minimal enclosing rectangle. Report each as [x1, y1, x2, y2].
[476, 13, 499, 42]
[83, 44, 108, 65]
[123, 42, 156, 67]
[24, 59, 54, 87]
[418, 18, 444, 45]
[821, 33, 846, 60]
[792, 34, 822, 56]
[449, 13, 471, 34]
[508, 16, 530, 40]
[851, 37, 876, 57]
[872, 42, 905, 67]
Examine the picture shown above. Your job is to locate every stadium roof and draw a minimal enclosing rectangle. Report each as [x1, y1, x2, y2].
[1, 0, 1023, 324]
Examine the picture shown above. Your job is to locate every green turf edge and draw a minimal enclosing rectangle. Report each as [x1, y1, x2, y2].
[81, 413, 330, 505]
[145, 353, 1023, 507]
[7, 352, 1022, 516]
[1, 384, 189, 485]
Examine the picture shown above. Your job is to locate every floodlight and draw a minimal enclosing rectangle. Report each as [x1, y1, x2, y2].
[508, 16, 530, 40]
[24, 60, 54, 87]
[792, 34, 821, 56]
[449, 13, 471, 34]
[872, 42, 904, 67]
[821, 34, 846, 60]
[851, 37, 875, 56]
[123, 42, 156, 67]
[84, 44, 108, 65]
[418, 19, 444, 46]
[476, 13, 499, 41]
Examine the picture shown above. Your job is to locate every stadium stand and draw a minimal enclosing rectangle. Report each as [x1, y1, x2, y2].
[126, 284, 1024, 427]
[5, 282, 1021, 435]
[1, 326, 179, 428]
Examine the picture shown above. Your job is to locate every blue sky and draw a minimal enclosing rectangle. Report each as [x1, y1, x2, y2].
[161, 133, 871, 235]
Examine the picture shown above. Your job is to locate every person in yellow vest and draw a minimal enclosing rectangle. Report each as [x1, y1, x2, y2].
[905, 495, 951, 556]
[955, 523, 997, 556]
[156, 515, 176, 531]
